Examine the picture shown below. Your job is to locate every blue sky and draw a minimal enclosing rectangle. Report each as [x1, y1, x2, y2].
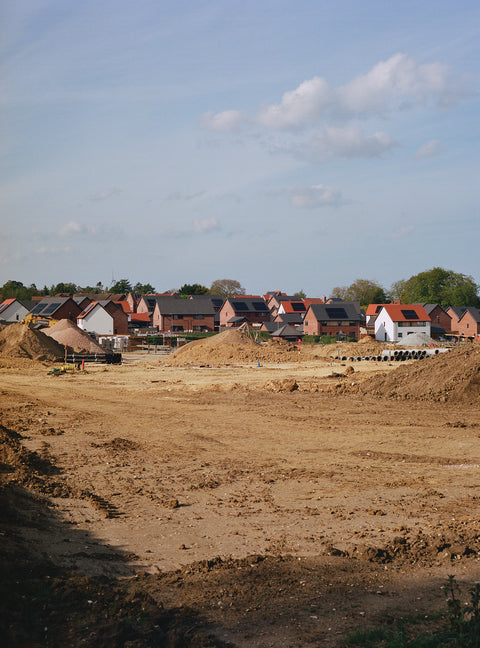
[1, 0, 479, 295]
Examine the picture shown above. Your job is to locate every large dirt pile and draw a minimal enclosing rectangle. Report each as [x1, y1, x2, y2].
[309, 336, 394, 359]
[359, 343, 480, 402]
[0, 323, 64, 361]
[169, 329, 303, 365]
[43, 319, 105, 353]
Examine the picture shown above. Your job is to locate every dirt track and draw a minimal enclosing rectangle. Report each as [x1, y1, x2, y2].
[1, 348, 480, 646]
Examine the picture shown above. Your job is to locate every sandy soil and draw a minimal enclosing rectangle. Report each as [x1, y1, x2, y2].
[1, 346, 480, 647]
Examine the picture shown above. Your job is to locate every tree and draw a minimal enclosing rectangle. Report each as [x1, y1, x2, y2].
[109, 279, 132, 294]
[397, 267, 479, 307]
[293, 289, 306, 298]
[209, 279, 246, 298]
[178, 283, 208, 296]
[331, 279, 388, 308]
[0, 280, 33, 301]
[389, 279, 406, 301]
[133, 282, 156, 294]
[50, 282, 77, 295]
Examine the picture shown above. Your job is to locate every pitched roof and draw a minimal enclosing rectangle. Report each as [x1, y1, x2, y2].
[29, 296, 76, 317]
[271, 324, 303, 338]
[378, 304, 430, 322]
[458, 307, 480, 323]
[365, 304, 386, 316]
[306, 302, 363, 322]
[224, 297, 269, 314]
[280, 300, 307, 313]
[152, 296, 215, 315]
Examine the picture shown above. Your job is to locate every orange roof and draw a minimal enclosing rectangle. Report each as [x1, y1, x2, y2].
[366, 303, 386, 316]
[130, 313, 151, 322]
[303, 298, 325, 306]
[281, 301, 307, 313]
[1, 297, 16, 306]
[379, 304, 430, 322]
[115, 301, 132, 313]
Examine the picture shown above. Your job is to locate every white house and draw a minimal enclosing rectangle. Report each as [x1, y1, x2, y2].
[77, 302, 115, 336]
[0, 298, 33, 323]
[375, 304, 431, 342]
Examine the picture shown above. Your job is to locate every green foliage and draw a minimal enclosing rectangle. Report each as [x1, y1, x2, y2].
[178, 283, 209, 296]
[209, 279, 246, 298]
[331, 279, 388, 308]
[294, 289, 306, 298]
[0, 280, 43, 301]
[396, 267, 479, 307]
[132, 282, 156, 294]
[345, 576, 480, 647]
[50, 282, 78, 295]
[109, 279, 132, 293]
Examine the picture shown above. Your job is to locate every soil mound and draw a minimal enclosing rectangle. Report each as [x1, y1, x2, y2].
[0, 323, 64, 361]
[169, 329, 302, 365]
[360, 343, 480, 402]
[310, 337, 393, 359]
[43, 319, 105, 353]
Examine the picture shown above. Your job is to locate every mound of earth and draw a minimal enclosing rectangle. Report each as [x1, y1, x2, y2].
[0, 323, 64, 361]
[359, 343, 480, 403]
[310, 337, 394, 359]
[169, 329, 302, 365]
[43, 319, 105, 354]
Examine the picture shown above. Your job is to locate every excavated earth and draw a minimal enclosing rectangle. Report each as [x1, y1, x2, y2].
[1, 331, 480, 647]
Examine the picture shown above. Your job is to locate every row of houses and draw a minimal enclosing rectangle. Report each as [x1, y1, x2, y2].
[1, 291, 479, 342]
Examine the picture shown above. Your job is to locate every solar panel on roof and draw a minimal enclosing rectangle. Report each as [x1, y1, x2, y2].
[234, 301, 248, 310]
[401, 309, 419, 319]
[291, 303, 306, 312]
[252, 301, 267, 311]
[147, 299, 156, 308]
[375, 305, 382, 313]
[43, 303, 60, 314]
[31, 303, 45, 314]
[325, 307, 348, 319]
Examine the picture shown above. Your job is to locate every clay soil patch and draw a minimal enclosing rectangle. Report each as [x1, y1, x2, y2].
[1, 347, 480, 646]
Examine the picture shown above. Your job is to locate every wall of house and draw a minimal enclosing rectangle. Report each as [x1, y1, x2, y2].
[303, 310, 360, 339]
[1, 303, 29, 322]
[456, 313, 480, 339]
[375, 314, 431, 342]
[428, 307, 452, 332]
[54, 301, 83, 321]
[154, 310, 215, 333]
[78, 309, 113, 335]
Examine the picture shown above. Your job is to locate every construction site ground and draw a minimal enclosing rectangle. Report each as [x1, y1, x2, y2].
[1, 339, 480, 647]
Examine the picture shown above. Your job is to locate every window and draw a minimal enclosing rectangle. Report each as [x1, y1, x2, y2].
[193, 314, 203, 319]
[398, 332, 403, 338]
[172, 314, 183, 320]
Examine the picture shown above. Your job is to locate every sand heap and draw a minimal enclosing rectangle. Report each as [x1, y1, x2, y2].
[360, 343, 480, 403]
[0, 323, 64, 362]
[43, 319, 105, 354]
[169, 329, 303, 365]
[309, 336, 393, 359]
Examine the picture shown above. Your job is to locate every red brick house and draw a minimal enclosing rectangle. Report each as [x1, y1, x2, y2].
[152, 296, 215, 333]
[220, 296, 270, 328]
[446, 307, 467, 334]
[29, 297, 83, 322]
[303, 302, 363, 340]
[416, 304, 452, 334]
[456, 307, 480, 340]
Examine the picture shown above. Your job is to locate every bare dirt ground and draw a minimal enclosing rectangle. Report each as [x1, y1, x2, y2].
[1, 340, 480, 646]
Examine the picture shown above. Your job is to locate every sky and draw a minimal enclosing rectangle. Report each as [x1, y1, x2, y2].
[1, 0, 479, 296]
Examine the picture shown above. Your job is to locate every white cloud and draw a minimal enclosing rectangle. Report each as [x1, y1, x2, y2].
[165, 190, 205, 202]
[59, 220, 85, 237]
[257, 76, 330, 129]
[390, 225, 415, 239]
[91, 187, 121, 201]
[193, 217, 221, 233]
[311, 125, 396, 158]
[336, 53, 454, 115]
[414, 139, 442, 160]
[211, 53, 457, 132]
[289, 184, 342, 208]
[201, 110, 245, 132]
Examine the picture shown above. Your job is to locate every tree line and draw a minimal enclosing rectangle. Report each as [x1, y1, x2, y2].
[0, 278, 247, 302]
[1, 268, 478, 308]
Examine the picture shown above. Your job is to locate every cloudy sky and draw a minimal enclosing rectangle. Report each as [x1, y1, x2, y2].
[1, 0, 479, 295]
